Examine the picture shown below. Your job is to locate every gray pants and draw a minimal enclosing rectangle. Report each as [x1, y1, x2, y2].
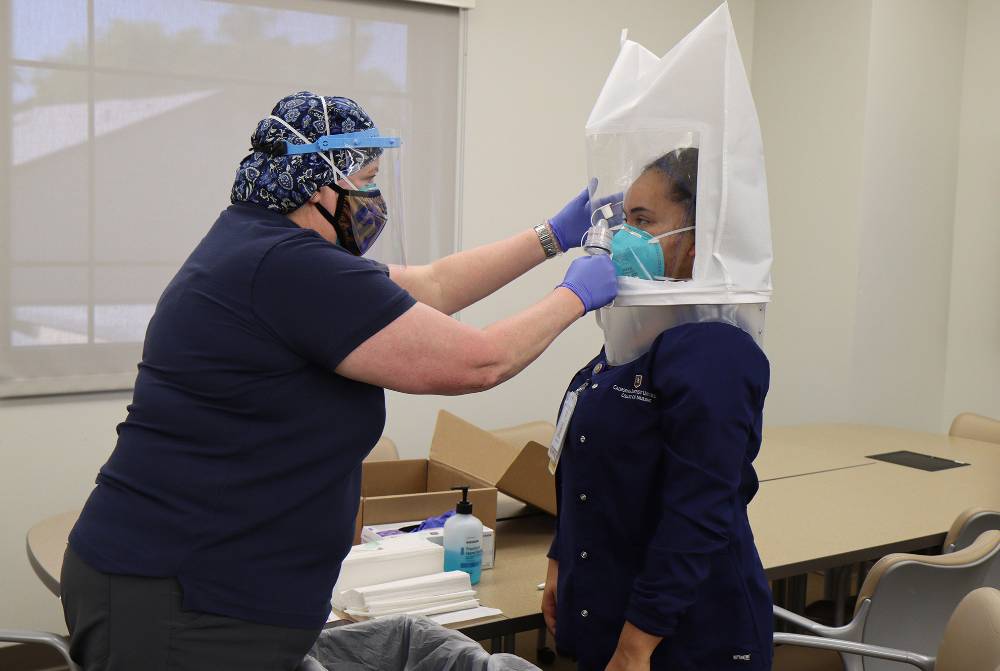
[60, 546, 320, 671]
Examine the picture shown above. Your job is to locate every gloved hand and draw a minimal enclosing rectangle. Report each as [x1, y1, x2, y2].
[558, 255, 618, 313]
[548, 187, 591, 252]
[549, 182, 623, 252]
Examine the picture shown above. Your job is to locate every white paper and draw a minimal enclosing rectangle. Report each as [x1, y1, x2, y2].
[348, 598, 481, 619]
[364, 590, 478, 611]
[340, 571, 472, 611]
[331, 537, 445, 609]
[429, 606, 503, 626]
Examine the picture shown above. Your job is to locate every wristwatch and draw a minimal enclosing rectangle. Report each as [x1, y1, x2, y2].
[534, 221, 560, 259]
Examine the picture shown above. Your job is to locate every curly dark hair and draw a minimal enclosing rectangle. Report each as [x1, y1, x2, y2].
[643, 147, 698, 228]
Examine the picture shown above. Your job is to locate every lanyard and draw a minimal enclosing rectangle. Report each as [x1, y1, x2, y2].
[547, 381, 590, 475]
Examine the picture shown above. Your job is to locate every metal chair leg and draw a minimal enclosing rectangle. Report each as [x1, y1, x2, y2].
[0, 630, 80, 671]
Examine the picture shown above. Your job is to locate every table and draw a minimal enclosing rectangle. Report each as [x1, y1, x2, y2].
[25, 425, 1000, 652]
[757, 425, 876, 481]
[753, 426, 1000, 579]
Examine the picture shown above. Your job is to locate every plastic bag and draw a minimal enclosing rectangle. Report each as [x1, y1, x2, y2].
[302, 615, 540, 671]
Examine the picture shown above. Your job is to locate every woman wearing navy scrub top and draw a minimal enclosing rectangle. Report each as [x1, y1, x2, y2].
[542, 151, 773, 671]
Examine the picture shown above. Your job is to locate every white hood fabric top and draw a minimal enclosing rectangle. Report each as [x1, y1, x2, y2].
[586, 2, 772, 307]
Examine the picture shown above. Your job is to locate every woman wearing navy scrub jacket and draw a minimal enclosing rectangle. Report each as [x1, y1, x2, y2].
[542, 149, 773, 670]
[60, 92, 617, 671]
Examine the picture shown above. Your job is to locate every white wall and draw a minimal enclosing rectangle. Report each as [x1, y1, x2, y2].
[752, 0, 996, 433]
[941, 0, 1000, 426]
[849, 0, 967, 430]
[749, 0, 872, 424]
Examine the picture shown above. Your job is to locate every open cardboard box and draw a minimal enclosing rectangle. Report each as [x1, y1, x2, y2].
[353, 410, 557, 543]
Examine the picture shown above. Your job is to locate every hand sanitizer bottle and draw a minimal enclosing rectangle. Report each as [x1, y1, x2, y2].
[443, 486, 483, 585]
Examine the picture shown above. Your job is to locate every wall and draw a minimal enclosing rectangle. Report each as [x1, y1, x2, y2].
[752, 0, 994, 433]
[849, 0, 967, 429]
[941, 0, 1000, 425]
[749, 0, 872, 424]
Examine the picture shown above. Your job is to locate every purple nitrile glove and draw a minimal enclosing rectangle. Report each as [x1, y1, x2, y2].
[558, 255, 618, 313]
[548, 187, 591, 252]
[549, 182, 624, 252]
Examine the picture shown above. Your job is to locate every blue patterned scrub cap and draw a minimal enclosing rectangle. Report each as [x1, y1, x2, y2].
[231, 92, 381, 214]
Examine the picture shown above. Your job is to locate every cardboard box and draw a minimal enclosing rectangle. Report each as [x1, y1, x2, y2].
[353, 410, 556, 543]
[430, 410, 557, 516]
[361, 520, 496, 569]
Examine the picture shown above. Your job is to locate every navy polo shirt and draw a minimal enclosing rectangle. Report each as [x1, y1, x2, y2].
[549, 322, 773, 670]
[69, 203, 415, 629]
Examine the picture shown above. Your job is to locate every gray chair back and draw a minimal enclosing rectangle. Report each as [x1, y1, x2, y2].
[943, 508, 1000, 589]
[856, 529, 1000, 671]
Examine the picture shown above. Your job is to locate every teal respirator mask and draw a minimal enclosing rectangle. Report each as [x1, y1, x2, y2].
[610, 223, 695, 281]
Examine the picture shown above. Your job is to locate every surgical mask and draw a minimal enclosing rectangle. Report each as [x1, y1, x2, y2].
[315, 183, 389, 256]
[610, 224, 695, 280]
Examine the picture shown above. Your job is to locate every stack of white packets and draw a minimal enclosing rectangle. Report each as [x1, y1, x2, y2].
[337, 571, 478, 619]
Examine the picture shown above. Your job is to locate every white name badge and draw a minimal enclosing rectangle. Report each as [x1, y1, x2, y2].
[548, 383, 585, 474]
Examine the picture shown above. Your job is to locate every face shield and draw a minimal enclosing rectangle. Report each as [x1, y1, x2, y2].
[588, 130, 700, 283]
[273, 122, 407, 267]
[583, 6, 774, 365]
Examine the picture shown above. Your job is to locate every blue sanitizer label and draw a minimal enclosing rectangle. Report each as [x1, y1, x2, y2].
[445, 538, 483, 584]
[460, 543, 482, 569]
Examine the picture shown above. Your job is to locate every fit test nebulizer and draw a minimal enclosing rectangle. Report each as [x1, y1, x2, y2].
[443, 486, 483, 584]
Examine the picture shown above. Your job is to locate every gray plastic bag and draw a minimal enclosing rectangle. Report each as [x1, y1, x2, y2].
[300, 615, 540, 671]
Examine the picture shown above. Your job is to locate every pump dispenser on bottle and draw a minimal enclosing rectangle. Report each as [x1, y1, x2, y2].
[443, 486, 483, 585]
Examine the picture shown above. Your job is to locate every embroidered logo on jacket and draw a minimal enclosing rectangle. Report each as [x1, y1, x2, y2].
[732, 653, 752, 662]
[613, 380, 656, 403]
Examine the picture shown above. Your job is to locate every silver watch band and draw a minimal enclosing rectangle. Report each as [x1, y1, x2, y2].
[534, 222, 560, 259]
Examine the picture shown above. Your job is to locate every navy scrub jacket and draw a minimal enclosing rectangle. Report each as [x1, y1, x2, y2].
[549, 321, 773, 670]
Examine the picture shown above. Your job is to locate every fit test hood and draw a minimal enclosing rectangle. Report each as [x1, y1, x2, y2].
[586, 2, 772, 310]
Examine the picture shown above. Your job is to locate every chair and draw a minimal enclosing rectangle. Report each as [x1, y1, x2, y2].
[948, 412, 1000, 444]
[804, 507, 1000, 630]
[772, 529, 1000, 671]
[943, 507, 1000, 554]
[364, 436, 399, 462]
[0, 630, 80, 671]
[774, 586, 1000, 671]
